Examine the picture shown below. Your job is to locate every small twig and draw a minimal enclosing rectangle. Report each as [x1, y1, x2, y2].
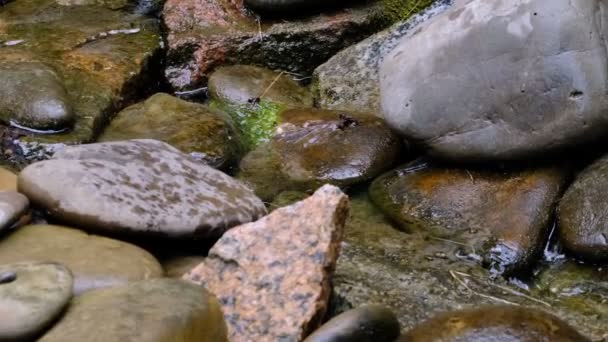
[449, 270, 519, 306]
[466, 170, 474, 182]
[256, 16, 263, 41]
[429, 236, 477, 255]
[258, 71, 284, 100]
[489, 282, 551, 307]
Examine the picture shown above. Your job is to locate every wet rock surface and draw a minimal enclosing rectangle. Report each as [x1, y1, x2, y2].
[313, 0, 452, 112]
[400, 305, 590, 342]
[380, 0, 608, 161]
[0, 167, 17, 191]
[0, 262, 73, 341]
[99, 93, 241, 169]
[0, 62, 74, 131]
[0, 225, 163, 294]
[0, 191, 29, 231]
[161, 255, 206, 278]
[304, 304, 400, 342]
[239, 108, 402, 201]
[18, 140, 266, 239]
[39, 279, 228, 342]
[558, 154, 608, 262]
[163, 0, 390, 90]
[185, 185, 349, 341]
[369, 161, 568, 275]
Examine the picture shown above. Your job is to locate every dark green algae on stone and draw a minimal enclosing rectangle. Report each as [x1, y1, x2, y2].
[0, 0, 162, 146]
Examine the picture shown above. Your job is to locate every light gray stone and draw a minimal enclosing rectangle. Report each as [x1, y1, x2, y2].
[0, 191, 28, 231]
[18, 139, 267, 239]
[380, 0, 608, 160]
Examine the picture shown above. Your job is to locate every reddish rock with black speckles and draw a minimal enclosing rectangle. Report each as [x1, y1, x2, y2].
[184, 184, 349, 341]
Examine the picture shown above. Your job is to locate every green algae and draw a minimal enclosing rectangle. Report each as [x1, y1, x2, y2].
[382, 0, 436, 22]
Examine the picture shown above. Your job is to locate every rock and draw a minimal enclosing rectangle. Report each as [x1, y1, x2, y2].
[39, 279, 228, 342]
[0, 62, 74, 131]
[208, 65, 313, 107]
[0, 191, 29, 231]
[244, 0, 341, 13]
[400, 305, 589, 341]
[18, 139, 267, 239]
[0, 225, 163, 294]
[332, 192, 606, 340]
[380, 0, 608, 161]
[369, 161, 567, 275]
[0, 167, 17, 191]
[185, 185, 349, 341]
[239, 108, 402, 201]
[0, 0, 161, 148]
[99, 93, 241, 169]
[558, 155, 608, 262]
[304, 305, 400, 342]
[0, 262, 73, 341]
[163, 0, 389, 91]
[162, 255, 206, 278]
[312, 0, 452, 113]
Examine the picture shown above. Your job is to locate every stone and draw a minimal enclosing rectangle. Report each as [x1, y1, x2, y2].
[312, 0, 452, 113]
[18, 140, 267, 239]
[0, 62, 74, 131]
[558, 155, 608, 262]
[0, 262, 73, 341]
[0, 0, 161, 153]
[380, 0, 608, 161]
[244, 0, 344, 13]
[39, 279, 228, 342]
[0, 191, 29, 231]
[163, 0, 390, 91]
[208, 65, 313, 107]
[369, 161, 567, 275]
[185, 185, 349, 341]
[304, 305, 400, 342]
[99, 93, 241, 169]
[0, 167, 17, 191]
[399, 305, 589, 341]
[0, 224, 163, 294]
[238, 108, 402, 201]
[162, 255, 206, 278]
[332, 191, 605, 340]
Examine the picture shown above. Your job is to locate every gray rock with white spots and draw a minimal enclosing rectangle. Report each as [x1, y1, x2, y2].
[18, 139, 267, 239]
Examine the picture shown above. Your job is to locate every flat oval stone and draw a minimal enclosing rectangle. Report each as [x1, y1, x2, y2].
[18, 139, 267, 240]
[0, 262, 73, 341]
[99, 93, 241, 169]
[39, 279, 227, 342]
[208, 65, 313, 107]
[399, 305, 590, 341]
[0, 62, 74, 131]
[0, 225, 163, 294]
[304, 305, 400, 342]
[0, 191, 29, 231]
[558, 154, 608, 262]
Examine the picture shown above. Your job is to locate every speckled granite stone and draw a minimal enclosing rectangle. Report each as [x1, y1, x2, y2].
[185, 184, 349, 341]
[18, 139, 266, 239]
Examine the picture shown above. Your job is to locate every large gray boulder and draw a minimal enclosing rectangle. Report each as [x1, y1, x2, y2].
[380, 0, 608, 161]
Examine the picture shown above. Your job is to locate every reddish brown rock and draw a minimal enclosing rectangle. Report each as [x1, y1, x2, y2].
[184, 184, 349, 341]
[163, 0, 389, 90]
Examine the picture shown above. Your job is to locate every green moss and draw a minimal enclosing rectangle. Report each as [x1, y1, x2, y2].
[382, 0, 436, 22]
[209, 100, 285, 151]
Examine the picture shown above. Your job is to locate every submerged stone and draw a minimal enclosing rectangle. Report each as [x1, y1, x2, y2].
[18, 140, 267, 239]
[0, 262, 73, 341]
[99, 93, 241, 169]
[39, 279, 228, 342]
[0, 225, 163, 294]
[369, 161, 567, 275]
[0, 62, 74, 131]
[239, 108, 402, 201]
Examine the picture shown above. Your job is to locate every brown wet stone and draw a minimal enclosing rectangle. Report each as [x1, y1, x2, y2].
[0, 167, 17, 191]
[39, 278, 228, 342]
[17, 140, 266, 239]
[399, 305, 589, 342]
[558, 154, 608, 262]
[162, 255, 206, 278]
[185, 184, 349, 341]
[0, 191, 29, 231]
[0, 225, 163, 294]
[369, 161, 568, 275]
[238, 108, 402, 201]
[98, 93, 241, 169]
[208, 65, 313, 107]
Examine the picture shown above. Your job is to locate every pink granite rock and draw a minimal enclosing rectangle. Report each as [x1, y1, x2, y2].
[184, 184, 349, 341]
